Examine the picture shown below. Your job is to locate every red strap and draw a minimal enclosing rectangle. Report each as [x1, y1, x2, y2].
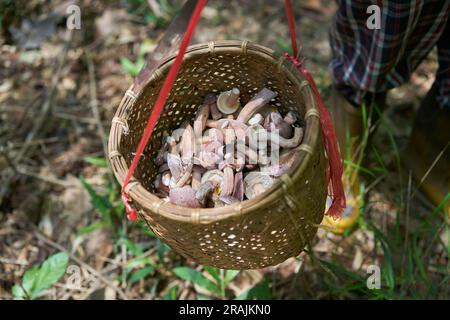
[283, 0, 345, 219]
[121, 0, 207, 220]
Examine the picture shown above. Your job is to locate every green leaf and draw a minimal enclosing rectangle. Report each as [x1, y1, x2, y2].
[204, 266, 220, 284]
[79, 175, 113, 223]
[236, 279, 271, 300]
[14, 252, 69, 299]
[128, 266, 155, 284]
[173, 267, 219, 295]
[162, 285, 179, 300]
[120, 57, 139, 76]
[84, 156, 108, 168]
[224, 270, 239, 286]
[76, 221, 106, 237]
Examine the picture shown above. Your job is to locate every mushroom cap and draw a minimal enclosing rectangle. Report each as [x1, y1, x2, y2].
[203, 93, 217, 105]
[244, 172, 274, 199]
[201, 169, 224, 186]
[169, 186, 202, 208]
[217, 88, 240, 114]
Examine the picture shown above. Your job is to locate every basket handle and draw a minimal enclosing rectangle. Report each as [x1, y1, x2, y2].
[133, 0, 199, 93]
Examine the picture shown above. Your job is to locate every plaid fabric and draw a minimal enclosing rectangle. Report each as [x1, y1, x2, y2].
[330, 0, 450, 109]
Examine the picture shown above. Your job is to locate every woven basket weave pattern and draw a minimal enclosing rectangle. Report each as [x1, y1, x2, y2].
[109, 41, 326, 269]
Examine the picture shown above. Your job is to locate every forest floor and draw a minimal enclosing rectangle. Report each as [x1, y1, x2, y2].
[0, 0, 448, 299]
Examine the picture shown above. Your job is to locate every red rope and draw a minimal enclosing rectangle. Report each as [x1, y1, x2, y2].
[283, 0, 345, 218]
[284, 0, 299, 58]
[121, 0, 207, 220]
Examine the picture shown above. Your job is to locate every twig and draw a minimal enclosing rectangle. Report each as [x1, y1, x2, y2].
[0, 257, 29, 266]
[33, 230, 128, 300]
[15, 166, 69, 187]
[85, 51, 114, 184]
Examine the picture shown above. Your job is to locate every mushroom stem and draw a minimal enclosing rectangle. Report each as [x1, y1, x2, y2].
[271, 127, 303, 148]
[284, 111, 298, 125]
[237, 88, 277, 123]
[220, 166, 234, 196]
[195, 181, 215, 206]
[175, 161, 193, 188]
[217, 88, 240, 114]
[270, 112, 293, 139]
[180, 124, 194, 164]
[191, 165, 203, 190]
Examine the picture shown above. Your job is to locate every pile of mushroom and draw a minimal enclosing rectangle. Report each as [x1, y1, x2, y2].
[152, 87, 304, 208]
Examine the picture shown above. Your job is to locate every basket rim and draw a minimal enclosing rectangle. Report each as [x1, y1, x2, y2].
[108, 40, 322, 224]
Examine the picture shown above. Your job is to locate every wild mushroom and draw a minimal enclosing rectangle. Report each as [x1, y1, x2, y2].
[201, 169, 224, 186]
[155, 138, 169, 166]
[175, 161, 193, 188]
[270, 112, 293, 139]
[167, 136, 178, 154]
[217, 88, 240, 114]
[232, 171, 244, 201]
[204, 93, 222, 120]
[193, 105, 209, 141]
[167, 152, 183, 180]
[272, 127, 303, 148]
[180, 124, 194, 164]
[206, 119, 247, 134]
[195, 151, 220, 169]
[248, 113, 264, 126]
[169, 186, 202, 208]
[244, 172, 274, 199]
[195, 180, 215, 206]
[219, 195, 239, 205]
[153, 174, 162, 189]
[220, 166, 234, 196]
[236, 88, 277, 123]
[261, 148, 300, 177]
[284, 111, 298, 125]
[191, 165, 204, 190]
[158, 163, 169, 173]
[203, 128, 224, 145]
[161, 172, 171, 187]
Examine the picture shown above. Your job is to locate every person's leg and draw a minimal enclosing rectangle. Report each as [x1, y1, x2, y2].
[325, 1, 450, 232]
[404, 17, 450, 215]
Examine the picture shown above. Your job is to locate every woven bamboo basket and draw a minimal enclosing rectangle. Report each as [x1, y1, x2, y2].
[108, 40, 326, 270]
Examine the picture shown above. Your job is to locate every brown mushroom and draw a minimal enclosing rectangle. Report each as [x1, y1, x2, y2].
[195, 181, 215, 206]
[191, 165, 204, 190]
[167, 153, 183, 180]
[175, 161, 193, 188]
[193, 105, 209, 140]
[169, 186, 202, 208]
[284, 111, 298, 125]
[220, 166, 234, 196]
[237, 88, 277, 123]
[180, 124, 194, 164]
[204, 93, 222, 120]
[232, 171, 244, 201]
[270, 112, 293, 139]
[271, 127, 303, 148]
[244, 172, 274, 199]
